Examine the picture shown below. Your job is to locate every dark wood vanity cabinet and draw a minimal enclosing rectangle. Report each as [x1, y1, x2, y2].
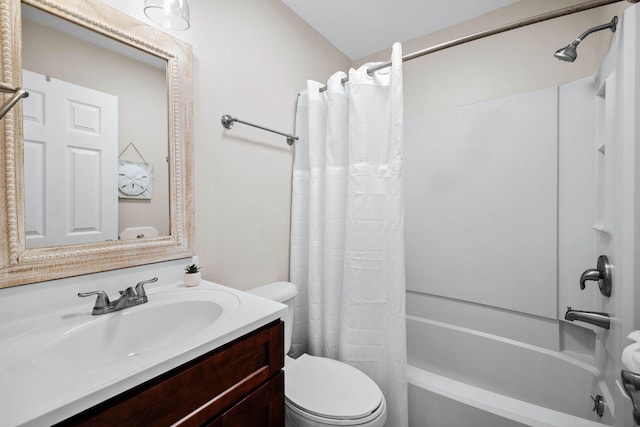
[57, 320, 284, 427]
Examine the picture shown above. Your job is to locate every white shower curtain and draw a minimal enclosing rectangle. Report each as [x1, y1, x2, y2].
[290, 43, 408, 427]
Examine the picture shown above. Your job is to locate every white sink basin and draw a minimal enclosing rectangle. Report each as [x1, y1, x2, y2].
[4, 287, 240, 372]
[34, 298, 225, 369]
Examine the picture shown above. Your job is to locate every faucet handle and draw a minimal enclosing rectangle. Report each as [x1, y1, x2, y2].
[78, 290, 110, 310]
[580, 269, 602, 289]
[135, 277, 158, 298]
[579, 255, 612, 297]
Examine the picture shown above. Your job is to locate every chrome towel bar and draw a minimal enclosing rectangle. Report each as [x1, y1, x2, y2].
[221, 114, 298, 146]
[0, 82, 29, 121]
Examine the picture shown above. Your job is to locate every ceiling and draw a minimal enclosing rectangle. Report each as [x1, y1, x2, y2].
[281, 0, 521, 60]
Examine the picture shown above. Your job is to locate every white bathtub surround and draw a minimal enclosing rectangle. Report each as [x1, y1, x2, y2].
[402, 26, 640, 421]
[0, 260, 286, 426]
[290, 43, 408, 426]
[405, 85, 559, 319]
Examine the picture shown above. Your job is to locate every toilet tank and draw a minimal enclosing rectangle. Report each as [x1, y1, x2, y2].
[248, 281, 297, 354]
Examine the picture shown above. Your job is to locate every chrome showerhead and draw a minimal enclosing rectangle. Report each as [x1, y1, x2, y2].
[554, 42, 579, 62]
[554, 16, 618, 63]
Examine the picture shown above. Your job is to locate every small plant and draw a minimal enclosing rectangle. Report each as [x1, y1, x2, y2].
[185, 264, 201, 274]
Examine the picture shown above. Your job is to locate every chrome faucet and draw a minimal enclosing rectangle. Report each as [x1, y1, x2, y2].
[78, 277, 158, 315]
[564, 306, 610, 329]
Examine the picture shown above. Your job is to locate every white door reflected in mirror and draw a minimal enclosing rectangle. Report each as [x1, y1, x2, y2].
[23, 70, 118, 248]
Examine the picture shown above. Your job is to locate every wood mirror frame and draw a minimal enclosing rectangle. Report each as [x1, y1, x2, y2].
[0, 0, 194, 288]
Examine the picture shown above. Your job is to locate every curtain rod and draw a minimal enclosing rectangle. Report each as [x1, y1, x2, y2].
[319, 0, 632, 93]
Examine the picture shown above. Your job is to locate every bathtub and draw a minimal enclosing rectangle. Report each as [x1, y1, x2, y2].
[406, 315, 613, 427]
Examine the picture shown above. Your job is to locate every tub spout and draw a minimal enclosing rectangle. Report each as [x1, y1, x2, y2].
[564, 307, 610, 329]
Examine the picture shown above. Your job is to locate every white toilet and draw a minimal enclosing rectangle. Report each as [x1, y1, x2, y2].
[248, 282, 387, 427]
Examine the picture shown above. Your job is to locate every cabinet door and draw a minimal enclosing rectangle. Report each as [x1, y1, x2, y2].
[208, 371, 284, 427]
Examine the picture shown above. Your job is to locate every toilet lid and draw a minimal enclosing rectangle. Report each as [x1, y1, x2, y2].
[285, 354, 383, 420]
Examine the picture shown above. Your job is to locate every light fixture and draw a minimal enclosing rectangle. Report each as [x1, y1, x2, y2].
[144, 0, 190, 31]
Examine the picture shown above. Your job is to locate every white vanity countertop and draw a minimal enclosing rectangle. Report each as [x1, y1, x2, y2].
[0, 277, 286, 426]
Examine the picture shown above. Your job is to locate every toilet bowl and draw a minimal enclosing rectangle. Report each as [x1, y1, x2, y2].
[248, 282, 387, 427]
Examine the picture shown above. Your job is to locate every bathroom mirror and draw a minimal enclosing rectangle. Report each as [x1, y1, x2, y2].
[0, 0, 194, 288]
[21, 3, 171, 249]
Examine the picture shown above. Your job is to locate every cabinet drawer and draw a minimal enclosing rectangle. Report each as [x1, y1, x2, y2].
[57, 320, 284, 426]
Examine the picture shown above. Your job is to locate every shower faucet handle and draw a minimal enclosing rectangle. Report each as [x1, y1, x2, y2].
[580, 269, 602, 289]
[579, 255, 612, 297]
